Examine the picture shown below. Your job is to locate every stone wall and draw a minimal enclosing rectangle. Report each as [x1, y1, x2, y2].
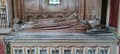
[7, 0, 101, 22]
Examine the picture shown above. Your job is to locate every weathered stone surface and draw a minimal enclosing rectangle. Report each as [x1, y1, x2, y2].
[4, 32, 115, 40]
[0, 28, 11, 34]
[20, 16, 89, 33]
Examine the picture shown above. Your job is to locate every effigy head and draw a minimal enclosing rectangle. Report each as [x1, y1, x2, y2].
[14, 18, 20, 24]
[88, 18, 100, 28]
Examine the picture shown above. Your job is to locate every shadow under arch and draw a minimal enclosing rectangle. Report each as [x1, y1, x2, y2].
[27, 15, 33, 22]
[56, 15, 64, 18]
[36, 15, 44, 20]
[47, 15, 53, 18]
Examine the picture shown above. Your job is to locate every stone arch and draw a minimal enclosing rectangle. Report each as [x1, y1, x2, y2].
[27, 15, 33, 22]
[47, 15, 53, 18]
[36, 15, 44, 20]
[56, 15, 64, 18]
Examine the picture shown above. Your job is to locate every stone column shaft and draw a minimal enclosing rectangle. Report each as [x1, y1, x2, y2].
[118, 1, 120, 36]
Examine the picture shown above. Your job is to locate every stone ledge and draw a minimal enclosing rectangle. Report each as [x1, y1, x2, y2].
[0, 28, 11, 34]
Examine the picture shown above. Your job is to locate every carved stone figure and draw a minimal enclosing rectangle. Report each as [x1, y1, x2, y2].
[87, 18, 100, 32]
[13, 18, 25, 31]
[88, 18, 100, 28]
[20, 13, 89, 32]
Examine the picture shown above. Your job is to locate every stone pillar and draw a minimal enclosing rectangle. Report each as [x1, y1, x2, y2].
[17, 0, 22, 19]
[79, 0, 85, 19]
[6, 0, 13, 27]
[78, 0, 81, 19]
[97, 0, 102, 19]
[13, 0, 18, 18]
[106, 0, 111, 27]
[48, 46, 50, 54]
[118, 2, 120, 36]
[6, 0, 9, 28]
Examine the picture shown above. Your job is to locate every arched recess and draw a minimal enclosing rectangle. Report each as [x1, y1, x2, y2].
[56, 15, 64, 18]
[36, 15, 44, 20]
[27, 15, 33, 22]
[47, 15, 53, 18]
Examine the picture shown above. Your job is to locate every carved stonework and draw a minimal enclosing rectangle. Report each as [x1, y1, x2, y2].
[20, 13, 89, 32]
[24, 12, 74, 22]
[7, 0, 102, 22]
